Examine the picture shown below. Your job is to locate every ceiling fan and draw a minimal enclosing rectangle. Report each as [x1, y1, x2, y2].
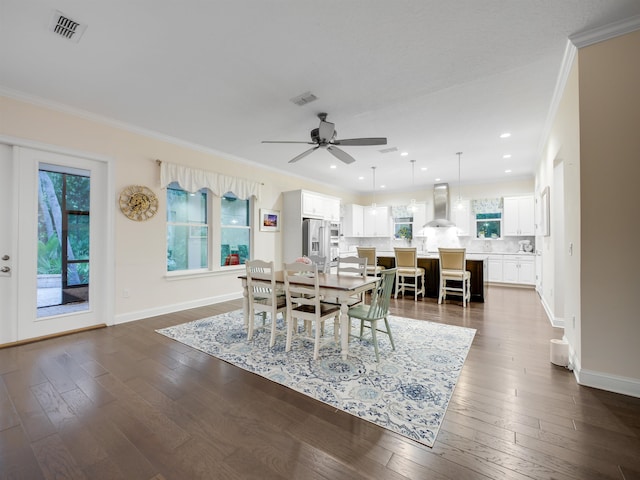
[262, 113, 387, 164]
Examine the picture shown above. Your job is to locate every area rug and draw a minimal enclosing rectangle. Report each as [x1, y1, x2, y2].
[156, 310, 475, 447]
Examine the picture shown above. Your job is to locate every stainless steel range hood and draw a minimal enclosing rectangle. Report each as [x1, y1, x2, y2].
[423, 183, 456, 228]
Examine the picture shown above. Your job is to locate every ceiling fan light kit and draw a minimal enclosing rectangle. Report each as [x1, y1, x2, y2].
[262, 113, 387, 165]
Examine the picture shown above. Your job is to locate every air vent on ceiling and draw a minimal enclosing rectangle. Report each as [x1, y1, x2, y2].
[290, 91, 318, 106]
[49, 10, 87, 43]
[379, 146, 398, 154]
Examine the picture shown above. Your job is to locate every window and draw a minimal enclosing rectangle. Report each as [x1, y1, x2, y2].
[167, 182, 209, 271]
[476, 212, 501, 239]
[394, 217, 413, 240]
[220, 192, 250, 266]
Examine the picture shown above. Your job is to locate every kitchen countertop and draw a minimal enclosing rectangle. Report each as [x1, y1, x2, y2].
[375, 251, 490, 261]
[341, 250, 534, 258]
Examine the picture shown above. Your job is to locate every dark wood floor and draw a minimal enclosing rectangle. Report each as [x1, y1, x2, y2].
[2, 286, 640, 480]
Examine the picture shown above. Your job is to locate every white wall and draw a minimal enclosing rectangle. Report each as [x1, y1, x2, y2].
[577, 29, 640, 391]
[0, 95, 355, 324]
[537, 29, 640, 397]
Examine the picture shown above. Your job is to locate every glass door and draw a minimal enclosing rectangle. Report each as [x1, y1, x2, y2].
[1, 145, 111, 343]
[37, 166, 91, 317]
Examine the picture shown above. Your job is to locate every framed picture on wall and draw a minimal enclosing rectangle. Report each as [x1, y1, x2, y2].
[540, 186, 550, 236]
[259, 209, 280, 232]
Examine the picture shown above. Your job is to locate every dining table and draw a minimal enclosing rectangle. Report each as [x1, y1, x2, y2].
[238, 270, 380, 359]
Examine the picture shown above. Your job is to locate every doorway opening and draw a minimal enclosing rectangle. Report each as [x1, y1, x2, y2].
[37, 165, 90, 317]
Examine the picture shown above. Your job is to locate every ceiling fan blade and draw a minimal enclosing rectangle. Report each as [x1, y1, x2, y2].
[327, 145, 356, 164]
[289, 146, 319, 163]
[262, 140, 315, 144]
[333, 137, 387, 146]
[318, 120, 335, 143]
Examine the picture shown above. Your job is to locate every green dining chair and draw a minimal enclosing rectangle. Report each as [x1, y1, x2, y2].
[347, 268, 397, 362]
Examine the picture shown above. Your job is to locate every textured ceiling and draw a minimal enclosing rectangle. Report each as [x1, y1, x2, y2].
[2, 1, 640, 193]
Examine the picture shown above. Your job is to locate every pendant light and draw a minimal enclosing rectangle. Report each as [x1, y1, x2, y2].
[371, 166, 377, 214]
[455, 152, 463, 210]
[409, 159, 417, 212]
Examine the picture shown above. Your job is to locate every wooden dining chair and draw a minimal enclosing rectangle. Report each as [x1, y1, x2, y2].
[347, 268, 397, 362]
[283, 261, 341, 360]
[245, 259, 287, 347]
[438, 248, 471, 307]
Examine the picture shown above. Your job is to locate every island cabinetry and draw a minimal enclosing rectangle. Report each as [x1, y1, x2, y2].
[377, 255, 486, 302]
[503, 196, 535, 236]
[342, 204, 364, 237]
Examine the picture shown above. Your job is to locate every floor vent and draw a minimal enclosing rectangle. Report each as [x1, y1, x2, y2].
[290, 92, 318, 106]
[49, 10, 87, 43]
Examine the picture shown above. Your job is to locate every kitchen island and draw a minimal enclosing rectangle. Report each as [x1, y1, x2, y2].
[375, 252, 488, 302]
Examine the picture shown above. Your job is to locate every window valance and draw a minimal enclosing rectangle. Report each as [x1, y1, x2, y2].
[160, 161, 261, 200]
[472, 198, 503, 214]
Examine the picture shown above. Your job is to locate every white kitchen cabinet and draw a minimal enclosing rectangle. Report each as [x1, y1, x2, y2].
[503, 196, 535, 236]
[342, 204, 364, 237]
[487, 255, 504, 282]
[298, 190, 340, 220]
[324, 196, 340, 222]
[363, 205, 391, 237]
[411, 202, 427, 230]
[451, 199, 471, 236]
[502, 255, 535, 285]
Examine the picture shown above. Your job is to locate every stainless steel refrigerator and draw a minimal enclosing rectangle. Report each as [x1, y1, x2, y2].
[302, 218, 330, 260]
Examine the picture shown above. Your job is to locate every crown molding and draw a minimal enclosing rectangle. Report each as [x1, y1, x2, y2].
[536, 40, 577, 156]
[570, 14, 640, 48]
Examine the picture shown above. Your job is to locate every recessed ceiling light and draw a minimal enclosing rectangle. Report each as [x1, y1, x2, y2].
[435, 178, 441, 182]
[503, 154, 512, 159]
[400, 152, 408, 156]
[380, 185, 386, 189]
[505, 169, 512, 173]
[358, 176, 364, 180]
[421, 167, 428, 171]
[500, 132, 511, 138]
[330, 164, 337, 169]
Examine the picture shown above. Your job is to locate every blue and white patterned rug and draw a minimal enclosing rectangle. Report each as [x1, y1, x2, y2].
[156, 310, 475, 447]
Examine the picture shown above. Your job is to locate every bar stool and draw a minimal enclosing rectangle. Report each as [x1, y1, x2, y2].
[356, 246, 385, 276]
[438, 248, 471, 307]
[393, 247, 425, 301]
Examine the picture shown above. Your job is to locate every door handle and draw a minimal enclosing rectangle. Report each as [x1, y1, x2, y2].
[1, 266, 10, 273]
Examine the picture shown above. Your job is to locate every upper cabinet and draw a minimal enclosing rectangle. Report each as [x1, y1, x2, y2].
[299, 190, 340, 221]
[503, 196, 535, 236]
[342, 204, 365, 237]
[451, 199, 471, 236]
[363, 205, 391, 237]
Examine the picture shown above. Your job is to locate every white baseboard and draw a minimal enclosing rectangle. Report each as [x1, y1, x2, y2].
[114, 292, 243, 325]
[574, 367, 640, 399]
[538, 291, 563, 328]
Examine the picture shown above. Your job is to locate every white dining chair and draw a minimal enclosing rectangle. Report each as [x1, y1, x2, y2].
[245, 259, 287, 347]
[283, 261, 340, 360]
[307, 255, 327, 273]
[335, 255, 368, 307]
